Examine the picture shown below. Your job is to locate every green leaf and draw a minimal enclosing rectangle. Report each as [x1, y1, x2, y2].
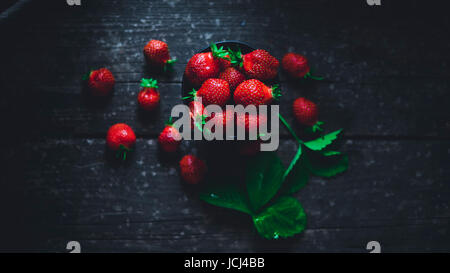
[321, 150, 341, 156]
[303, 129, 342, 151]
[306, 154, 348, 178]
[246, 152, 285, 212]
[283, 155, 310, 194]
[253, 196, 307, 239]
[200, 181, 251, 214]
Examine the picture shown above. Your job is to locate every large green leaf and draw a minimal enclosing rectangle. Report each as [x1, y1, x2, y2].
[283, 155, 310, 194]
[253, 196, 307, 239]
[304, 129, 342, 151]
[246, 152, 285, 212]
[306, 153, 348, 178]
[200, 182, 251, 214]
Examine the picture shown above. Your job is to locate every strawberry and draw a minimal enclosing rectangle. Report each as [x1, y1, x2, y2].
[208, 108, 235, 134]
[229, 48, 279, 81]
[233, 79, 280, 106]
[185, 78, 231, 107]
[106, 123, 136, 160]
[143, 40, 176, 71]
[158, 119, 182, 153]
[84, 68, 115, 96]
[219, 67, 246, 91]
[184, 43, 229, 86]
[282, 52, 323, 80]
[292, 97, 323, 132]
[137, 78, 160, 111]
[179, 154, 207, 184]
[236, 112, 267, 133]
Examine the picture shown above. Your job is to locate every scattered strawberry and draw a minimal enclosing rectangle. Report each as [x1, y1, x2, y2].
[282, 52, 323, 80]
[219, 67, 246, 91]
[229, 48, 279, 81]
[184, 43, 229, 86]
[179, 155, 207, 184]
[185, 78, 231, 107]
[143, 40, 176, 71]
[292, 97, 323, 132]
[234, 79, 280, 106]
[84, 68, 115, 96]
[158, 119, 182, 153]
[106, 123, 136, 160]
[137, 78, 160, 111]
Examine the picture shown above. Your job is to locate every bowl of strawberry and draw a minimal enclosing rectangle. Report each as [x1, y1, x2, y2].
[182, 41, 280, 148]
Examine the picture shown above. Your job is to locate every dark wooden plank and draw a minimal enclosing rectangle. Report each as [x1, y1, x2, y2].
[1, 0, 449, 87]
[1, 138, 448, 252]
[5, 78, 448, 138]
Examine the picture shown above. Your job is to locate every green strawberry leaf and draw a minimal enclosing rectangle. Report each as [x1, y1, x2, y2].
[303, 129, 342, 151]
[200, 180, 251, 214]
[321, 150, 341, 156]
[246, 152, 285, 212]
[306, 153, 348, 178]
[283, 155, 310, 195]
[253, 196, 307, 239]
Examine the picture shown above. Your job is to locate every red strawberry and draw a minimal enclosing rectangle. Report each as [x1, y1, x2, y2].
[208, 108, 235, 134]
[158, 120, 182, 153]
[236, 112, 268, 133]
[229, 48, 279, 81]
[106, 123, 136, 160]
[233, 79, 280, 106]
[179, 155, 207, 184]
[137, 78, 160, 111]
[184, 43, 229, 86]
[219, 67, 246, 91]
[186, 78, 231, 107]
[84, 68, 115, 96]
[292, 97, 323, 131]
[143, 40, 176, 71]
[282, 52, 323, 80]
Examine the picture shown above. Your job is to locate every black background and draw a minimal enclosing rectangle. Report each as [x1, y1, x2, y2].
[0, 0, 449, 252]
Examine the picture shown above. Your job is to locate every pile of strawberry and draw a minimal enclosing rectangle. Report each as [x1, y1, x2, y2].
[83, 40, 347, 240]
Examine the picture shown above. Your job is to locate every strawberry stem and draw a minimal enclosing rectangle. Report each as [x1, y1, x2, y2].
[304, 71, 324, 81]
[278, 113, 303, 144]
[140, 78, 158, 89]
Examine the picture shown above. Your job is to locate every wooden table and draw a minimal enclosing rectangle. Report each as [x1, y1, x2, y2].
[0, 0, 449, 252]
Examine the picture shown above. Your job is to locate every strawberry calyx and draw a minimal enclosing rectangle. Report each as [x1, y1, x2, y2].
[303, 70, 324, 81]
[140, 78, 159, 89]
[165, 116, 174, 126]
[82, 69, 93, 81]
[271, 84, 282, 100]
[116, 144, 132, 161]
[163, 59, 177, 72]
[182, 88, 198, 101]
[308, 121, 324, 133]
[227, 47, 244, 68]
[210, 43, 229, 60]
